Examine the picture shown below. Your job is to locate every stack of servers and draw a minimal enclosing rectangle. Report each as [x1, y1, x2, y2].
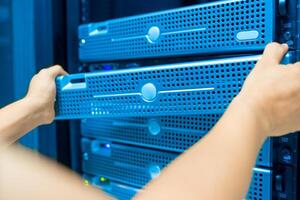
[56, 0, 300, 199]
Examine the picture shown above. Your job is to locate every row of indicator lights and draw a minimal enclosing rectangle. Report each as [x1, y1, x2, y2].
[83, 176, 110, 186]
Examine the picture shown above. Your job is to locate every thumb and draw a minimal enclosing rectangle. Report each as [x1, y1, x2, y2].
[48, 65, 68, 78]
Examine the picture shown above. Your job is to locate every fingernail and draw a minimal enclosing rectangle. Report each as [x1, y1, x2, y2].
[281, 43, 288, 48]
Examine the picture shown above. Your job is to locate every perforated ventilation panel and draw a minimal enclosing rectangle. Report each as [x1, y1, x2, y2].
[83, 174, 139, 200]
[81, 139, 272, 199]
[56, 56, 260, 119]
[81, 138, 177, 187]
[84, 169, 271, 200]
[81, 116, 271, 167]
[104, 183, 138, 200]
[81, 115, 220, 152]
[78, 0, 274, 62]
[247, 168, 272, 200]
[256, 138, 271, 167]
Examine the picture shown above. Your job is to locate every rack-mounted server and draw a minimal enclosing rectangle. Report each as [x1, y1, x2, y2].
[59, 0, 300, 199]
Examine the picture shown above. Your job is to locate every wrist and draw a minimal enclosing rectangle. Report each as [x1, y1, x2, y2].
[229, 94, 271, 140]
[21, 97, 53, 125]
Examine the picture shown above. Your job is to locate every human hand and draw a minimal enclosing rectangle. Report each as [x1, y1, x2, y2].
[25, 65, 67, 125]
[236, 42, 300, 137]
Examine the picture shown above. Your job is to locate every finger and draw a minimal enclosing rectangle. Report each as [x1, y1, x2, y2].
[47, 65, 68, 77]
[261, 42, 288, 65]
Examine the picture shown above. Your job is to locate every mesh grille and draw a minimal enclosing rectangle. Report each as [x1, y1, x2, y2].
[81, 118, 271, 167]
[82, 139, 177, 187]
[81, 115, 220, 152]
[56, 56, 259, 119]
[83, 174, 139, 200]
[79, 0, 274, 62]
[247, 168, 272, 200]
[106, 183, 138, 200]
[81, 139, 271, 200]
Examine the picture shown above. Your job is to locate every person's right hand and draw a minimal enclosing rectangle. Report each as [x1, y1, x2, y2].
[237, 42, 300, 137]
[25, 65, 67, 125]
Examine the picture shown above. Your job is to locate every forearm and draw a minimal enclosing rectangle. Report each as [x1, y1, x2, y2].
[0, 144, 111, 200]
[0, 97, 44, 146]
[0, 65, 67, 147]
[135, 97, 267, 200]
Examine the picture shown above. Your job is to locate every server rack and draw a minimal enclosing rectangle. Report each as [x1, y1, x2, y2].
[56, 0, 300, 199]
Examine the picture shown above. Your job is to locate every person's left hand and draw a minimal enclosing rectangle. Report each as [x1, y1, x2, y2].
[25, 65, 67, 125]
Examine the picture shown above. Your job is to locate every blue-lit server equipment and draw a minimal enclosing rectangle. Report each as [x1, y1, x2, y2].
[56, 0, 300, 199]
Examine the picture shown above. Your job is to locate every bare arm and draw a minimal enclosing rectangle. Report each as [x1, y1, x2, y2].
[0, 144, 112, 200]
[0, 65, 112, 200]
[1, 43, 300, 200]
[0, 65, 67, 146]
[135, 96, 266, 200]
[135, 43, 300, 199]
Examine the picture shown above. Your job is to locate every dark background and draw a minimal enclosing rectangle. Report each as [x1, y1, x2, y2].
[0, 0, 207, 170]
